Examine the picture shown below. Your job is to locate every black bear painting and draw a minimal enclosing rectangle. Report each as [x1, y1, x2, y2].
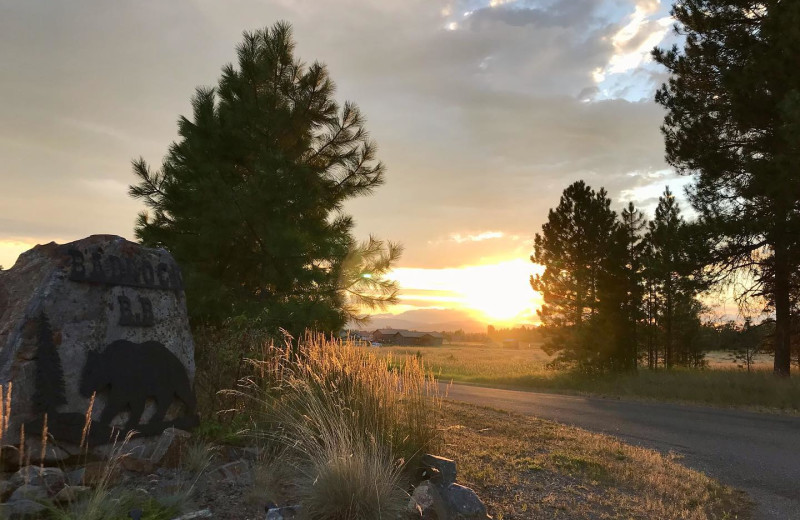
[80, 339, 197, 432]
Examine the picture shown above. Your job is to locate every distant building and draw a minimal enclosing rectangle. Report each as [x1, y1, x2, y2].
[371, 329, 444, 346]
[339, 330, 373, 345]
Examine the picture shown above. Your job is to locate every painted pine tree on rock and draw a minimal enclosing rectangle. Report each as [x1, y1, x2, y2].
[32, 313, 66, 414]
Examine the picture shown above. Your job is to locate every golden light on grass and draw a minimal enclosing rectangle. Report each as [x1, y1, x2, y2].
[390, 259, 544, 326]
[441, 401, 751, 519]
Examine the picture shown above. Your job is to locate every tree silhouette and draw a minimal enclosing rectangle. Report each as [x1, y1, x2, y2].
[129, 22, 398, 334]
[643, 188, 708, 368]
[531, 181, 621, 370]
[653, 0, 800, 376]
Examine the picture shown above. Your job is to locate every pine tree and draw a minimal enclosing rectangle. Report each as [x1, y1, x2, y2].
[644, 188, 707, 368]
[653, 0, 800, 376]
[531, 181, 619, 370]
[129, 22, 399, 334]
[618, 202, 648, 369]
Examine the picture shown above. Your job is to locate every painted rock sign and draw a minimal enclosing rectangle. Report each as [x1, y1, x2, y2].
[0, 235, 198, 452]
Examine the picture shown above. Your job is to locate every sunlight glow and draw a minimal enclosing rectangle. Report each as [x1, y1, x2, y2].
[0, 239, 38, 269]
[390, 259, 544, 326]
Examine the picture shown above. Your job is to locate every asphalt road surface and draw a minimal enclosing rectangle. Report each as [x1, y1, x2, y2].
[442, 383, 800, 520]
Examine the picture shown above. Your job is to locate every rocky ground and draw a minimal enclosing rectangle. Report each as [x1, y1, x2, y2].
[0, 427, 274, 520]
[0, 425, 490, 520]
[1, 401, 754, 519]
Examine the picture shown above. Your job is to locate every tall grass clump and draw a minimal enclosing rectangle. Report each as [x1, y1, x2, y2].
[227, 334, 441, 519]
[50, 432, 182, 520]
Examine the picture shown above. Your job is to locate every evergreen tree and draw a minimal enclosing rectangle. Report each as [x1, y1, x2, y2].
[531, 181, 619, 370]
[129, 22, 399, 334]
[643, 188, 707, 368]
[616, 202, 648, 369]
[33, 313, 66, 414]
[653, 0, 800, 376]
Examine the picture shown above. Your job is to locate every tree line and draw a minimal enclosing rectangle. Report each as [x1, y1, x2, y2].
[532, 183, 710, 372]
[533, 0, 800, 376]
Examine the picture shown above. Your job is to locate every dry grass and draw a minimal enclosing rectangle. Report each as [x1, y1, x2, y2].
[48, 431, 184, 520]
[229, 335, 441, 519]
[283, 383, 408, 520]
[233, 335, 442, 462]
[377, 344, 800, 412]
[439, 400, 752, 520]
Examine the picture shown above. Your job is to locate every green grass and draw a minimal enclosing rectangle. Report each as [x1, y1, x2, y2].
[376, 344, 800, 412]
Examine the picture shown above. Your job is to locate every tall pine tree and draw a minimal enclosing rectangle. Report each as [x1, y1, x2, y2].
[531, 181, 620, 370]
[129, 22, 399, 334]
[644, 188, 707, 368]
[653, 0, 800, 376]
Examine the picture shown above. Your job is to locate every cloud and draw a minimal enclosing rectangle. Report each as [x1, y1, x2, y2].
[1, 0, 677, 277]
[449, 231, 505, 243]
[590, 0, 673, 100]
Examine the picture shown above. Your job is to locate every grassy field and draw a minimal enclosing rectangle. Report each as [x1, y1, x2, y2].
[440, 400, 751, 519]
[376, 343, 800, 412]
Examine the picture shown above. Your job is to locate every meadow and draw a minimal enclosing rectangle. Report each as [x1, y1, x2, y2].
[376, 343, 800, 412]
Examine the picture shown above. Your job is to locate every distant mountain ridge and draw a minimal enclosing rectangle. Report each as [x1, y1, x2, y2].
[359, 308, 487, 333]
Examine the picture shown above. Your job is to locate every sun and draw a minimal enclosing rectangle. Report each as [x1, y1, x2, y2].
[458, 260, 543, 325]
[389, 259, 544, 327]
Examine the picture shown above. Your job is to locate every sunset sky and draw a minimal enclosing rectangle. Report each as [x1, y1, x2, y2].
[1, 0, 689, 327]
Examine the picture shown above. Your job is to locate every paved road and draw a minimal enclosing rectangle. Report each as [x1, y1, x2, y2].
[442, 383, 800, 520]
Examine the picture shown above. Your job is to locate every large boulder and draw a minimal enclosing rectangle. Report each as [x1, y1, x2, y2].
[0, 235, 198, 455]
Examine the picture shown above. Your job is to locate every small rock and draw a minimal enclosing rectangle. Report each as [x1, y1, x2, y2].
[409, 481, 447, 520]
[91, 436, 149, 461]
[212, 459, 252, 484]
[0, 478, 16, 501]
[122, 456, 156, 474]
[9, 466, 66, 493]
[82, 461, 122, 487]
[53, 485, 91, 504]
[443, 483, 489, 519]
[265, 504, 301, 519]
[65, 467, 85, 486]
[420, 454, 457, 486]
[8, 484, 48, 503]
[0, 498, 48, 519]
[149, 428, 192, 468]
